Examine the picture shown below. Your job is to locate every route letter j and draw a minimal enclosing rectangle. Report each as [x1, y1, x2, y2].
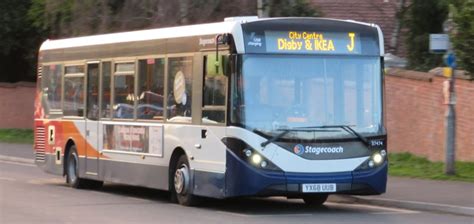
[347, 33, 355, 52]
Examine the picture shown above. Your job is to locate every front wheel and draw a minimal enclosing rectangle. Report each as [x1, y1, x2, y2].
[171, 154, 199, 206]
[302, 194, 328, 207]
[66, 145, 103, 189]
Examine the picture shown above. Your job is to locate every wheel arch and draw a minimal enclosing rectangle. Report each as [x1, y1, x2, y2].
[168, 147, 187, 191]
[63, 138, 76, 176]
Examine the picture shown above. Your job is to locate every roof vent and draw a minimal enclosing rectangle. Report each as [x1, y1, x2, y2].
[224, 16, 259, 23]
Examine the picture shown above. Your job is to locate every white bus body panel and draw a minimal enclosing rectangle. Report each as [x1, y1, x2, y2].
[226, 126, 368, 173]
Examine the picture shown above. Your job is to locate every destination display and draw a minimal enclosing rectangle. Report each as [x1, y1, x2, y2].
[265, 31, 361, 55]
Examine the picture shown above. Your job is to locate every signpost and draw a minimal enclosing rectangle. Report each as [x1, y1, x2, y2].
[443, 52, 456, 175]
[430, 11, 456, 175]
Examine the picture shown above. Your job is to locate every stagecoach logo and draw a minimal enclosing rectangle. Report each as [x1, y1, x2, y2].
[199, 38, 215, 47]
[293, 144, 344, 155]
[293, 144, 305, 155]
[247, 32, 262, 47]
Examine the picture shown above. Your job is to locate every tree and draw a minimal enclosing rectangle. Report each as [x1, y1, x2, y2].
[404, 0, 448, 71]
[452, 0, 474, 78]
[0, 0, 42, 82]
[269, 0, 322, 17]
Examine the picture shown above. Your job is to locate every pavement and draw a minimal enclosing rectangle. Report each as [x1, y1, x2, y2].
[1, 142, 473, 217]
[333, 177, 474, 217]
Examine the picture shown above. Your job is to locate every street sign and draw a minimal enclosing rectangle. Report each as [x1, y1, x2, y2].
[429, 34, 449, 53]
[444, 53, 456, 68]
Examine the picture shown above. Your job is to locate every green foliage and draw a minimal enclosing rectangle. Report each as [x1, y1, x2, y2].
[451, 0, 474, 77]
[389, 153, 474, 182]
[0, 129, 34, 144]
[269, 0, 322, 17]
[0, 0, 42, 82]
[404, 0, 448, 71]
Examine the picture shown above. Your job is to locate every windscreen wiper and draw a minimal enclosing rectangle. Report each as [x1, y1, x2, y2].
[260, 129, 291, 147]
[298, 125, 370, 147]
[259, 127, 340, 147]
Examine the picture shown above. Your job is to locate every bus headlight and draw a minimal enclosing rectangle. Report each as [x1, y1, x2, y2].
[222, 137, 282, 171]
[244, 149, 252, 157]
[355, 149, 387, 171]
[368, 160, 375, 168]
[380, 149, 387, 157]
[251, 154, 262, 164]
[372, 152, 384, 165]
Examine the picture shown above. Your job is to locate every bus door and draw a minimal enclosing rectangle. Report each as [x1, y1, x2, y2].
[85, 62, 100, 176]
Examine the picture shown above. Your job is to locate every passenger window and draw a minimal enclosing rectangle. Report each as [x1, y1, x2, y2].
[167, 57, 193, 123]
[137, 58, 165, 120]
[113, 62, 135, 119]
[42, 64, 63, 114]
[63, 65, 85, 116]
[202, 55, 228, 124]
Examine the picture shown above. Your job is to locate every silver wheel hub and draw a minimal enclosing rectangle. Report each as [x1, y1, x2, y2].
[174, 164, 189, 194]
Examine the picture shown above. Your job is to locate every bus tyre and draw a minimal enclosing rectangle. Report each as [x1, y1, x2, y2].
[302, 194, 328, 207]
[66, 145, 103, 189]
[172, 154, 198, 206]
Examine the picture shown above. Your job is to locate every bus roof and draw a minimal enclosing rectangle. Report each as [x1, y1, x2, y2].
[39, 17, 384, 56]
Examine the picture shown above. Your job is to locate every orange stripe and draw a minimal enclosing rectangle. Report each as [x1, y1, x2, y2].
[62, 121, 105, 158]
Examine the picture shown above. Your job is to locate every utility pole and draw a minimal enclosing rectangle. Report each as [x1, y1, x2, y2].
[443, 9, 456, 175]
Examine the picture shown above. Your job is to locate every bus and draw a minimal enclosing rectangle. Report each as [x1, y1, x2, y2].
[34, 16, 387, 206]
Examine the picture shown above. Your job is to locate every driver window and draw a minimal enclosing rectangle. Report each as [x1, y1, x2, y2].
[202, 55, 228, 124]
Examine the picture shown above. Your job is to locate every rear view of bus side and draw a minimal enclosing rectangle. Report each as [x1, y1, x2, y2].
[34, 17, 387, 206]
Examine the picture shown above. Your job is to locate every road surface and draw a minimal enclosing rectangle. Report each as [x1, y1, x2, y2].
[1, 158, 472, 224]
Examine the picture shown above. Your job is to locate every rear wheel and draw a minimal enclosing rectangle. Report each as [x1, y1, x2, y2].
[302, 194, 328, 207]
[66, 145, 103, 189]
[171, 154, 198, 206]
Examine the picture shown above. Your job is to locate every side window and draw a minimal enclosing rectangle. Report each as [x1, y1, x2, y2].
[42, 64, 63, 114]
[167, 57, 193, 123]
[137, 58, 165, 120]
[202, 55, 228, 124]
[113, 62, 135, 119]
[63, 65, 85, 116]
[101, 62, 112, 118]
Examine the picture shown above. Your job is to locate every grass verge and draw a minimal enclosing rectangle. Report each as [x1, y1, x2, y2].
[0, 129, 34, 144]
[389, 152, 474, 183]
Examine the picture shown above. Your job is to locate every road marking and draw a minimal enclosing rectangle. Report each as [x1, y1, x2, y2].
[325, 202, 420, 214]
[361, 197, 474, 212]
[211, 201, 420, 217]
[0, 155, 34, 164]
[0, 176, 17, 182]
[0, 160, 36, 167]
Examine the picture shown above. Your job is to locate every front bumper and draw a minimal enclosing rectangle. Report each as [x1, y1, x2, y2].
[224, 151, 387, 197]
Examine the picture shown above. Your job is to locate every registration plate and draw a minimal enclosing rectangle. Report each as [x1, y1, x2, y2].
[302, 183, 337, 193]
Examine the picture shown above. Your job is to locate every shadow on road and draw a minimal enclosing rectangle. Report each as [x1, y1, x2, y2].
[68, 183, 359, 216]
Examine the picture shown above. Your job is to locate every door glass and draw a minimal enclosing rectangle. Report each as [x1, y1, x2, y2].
[101, 62, 112, 118]
[87, 63, 100, 120]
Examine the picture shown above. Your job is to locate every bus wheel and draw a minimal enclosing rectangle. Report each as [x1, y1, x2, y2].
[66, 145, 103, 189]
[172, 154, 198, 206]
[302, 194, 328, 207]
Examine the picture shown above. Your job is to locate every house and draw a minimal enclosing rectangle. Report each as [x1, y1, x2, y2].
[311, 0, 408, 58]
